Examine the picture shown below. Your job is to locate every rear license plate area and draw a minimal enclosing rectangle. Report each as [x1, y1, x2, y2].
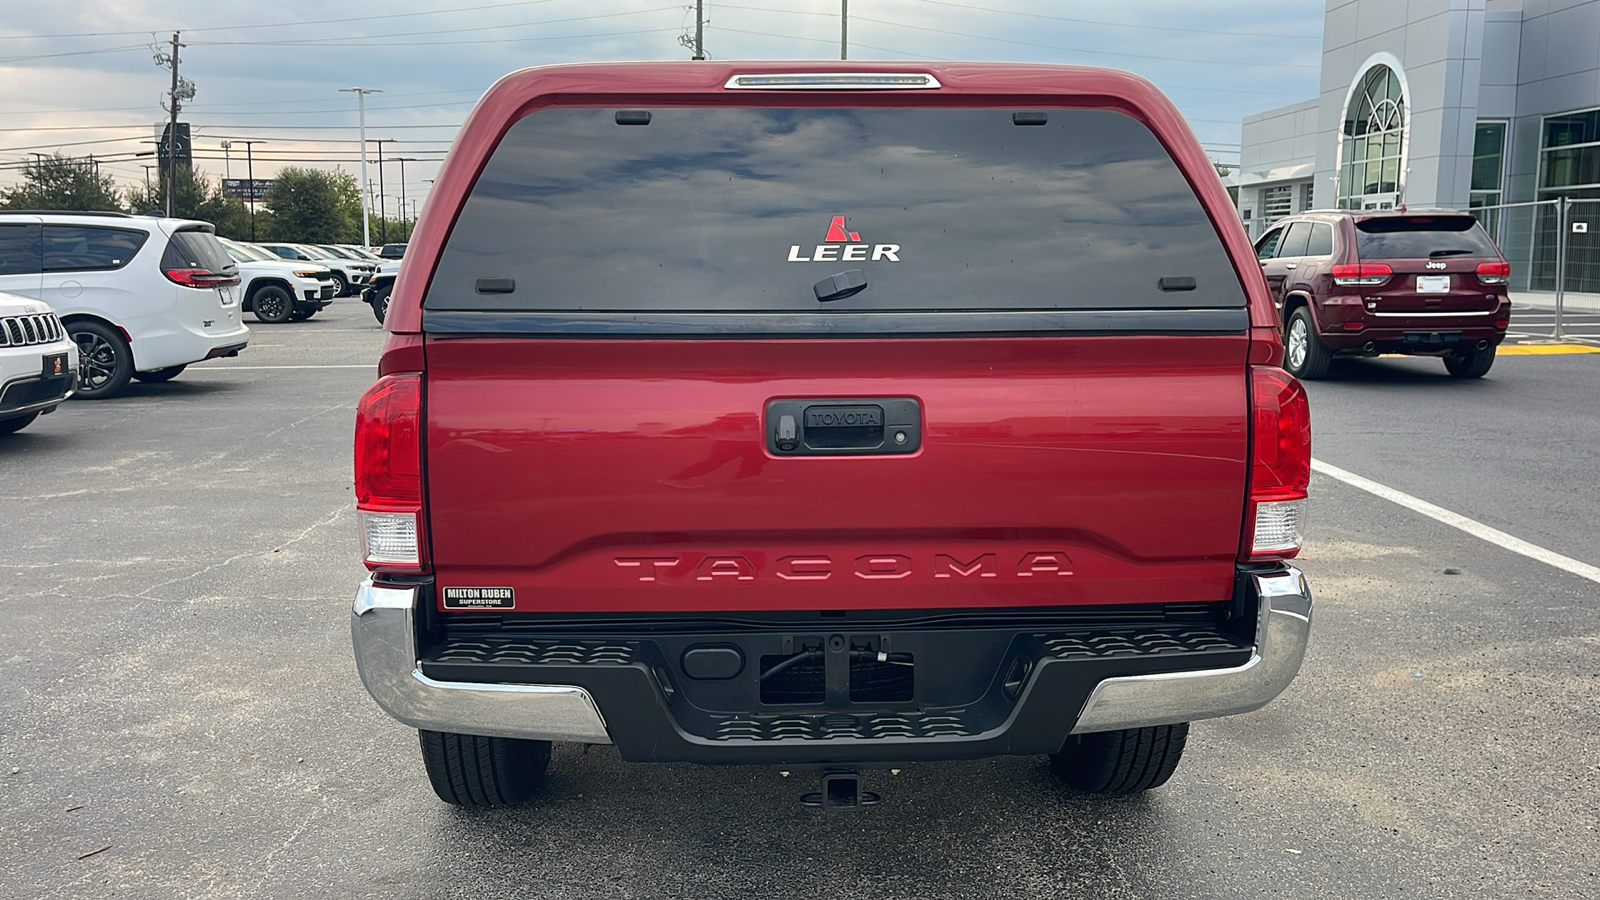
[1402, 331, 1462, 345]
[1416, 275, 1451, 294]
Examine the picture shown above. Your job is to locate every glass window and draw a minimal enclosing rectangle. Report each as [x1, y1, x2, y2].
[1472, 122, 1506, 193]
[1306, 223, 1334, 256]
[1277, 222, 1312, 258]
[41, 225, 147, 272]
[0, 223, 41, 277]
[1354, 216, 1499, 259]
[1539, 146, 1600, 190]
[160, 229, 235, 274]
[426, 107, 1248, 313]
[1255, 228, 1283, 260]
[1339, 64, 1407, 209]
[1543, 110, 1600, 149]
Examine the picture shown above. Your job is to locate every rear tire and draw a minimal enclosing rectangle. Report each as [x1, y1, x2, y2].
[371, 285, 392, 324]
[68, 320, 133, 399]
[1444, 346, 1495, 379]
[132, 365, 186, 383]
[0, 411, 40, 435]
[419, 730, 551, 807]
[251, 286, 294, 324]
[1050, 723, 1189, 794]
[1283, 307, 1331, 380]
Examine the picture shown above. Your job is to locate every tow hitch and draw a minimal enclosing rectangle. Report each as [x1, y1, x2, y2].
[800, 769, 880, 811]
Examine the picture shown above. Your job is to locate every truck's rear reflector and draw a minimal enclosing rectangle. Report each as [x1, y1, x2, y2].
[1243, 366, 1311, 561]
[1330, 263, 1392, 286]
[355, 373, 424, 571]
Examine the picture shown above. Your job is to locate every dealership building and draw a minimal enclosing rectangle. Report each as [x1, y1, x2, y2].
[1233, 0, 1600, 289]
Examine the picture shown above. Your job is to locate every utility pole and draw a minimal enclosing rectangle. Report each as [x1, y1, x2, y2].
[237, 139, 266, 240]
[154, 31, 193, 217]
[341, 87, 381, 247]
[841, 0, 848, 61]
[370, 138, 395, 243]
[221, 140, 231, 179]
[394, 158, 417, 241]
[695, 0, 705, 59]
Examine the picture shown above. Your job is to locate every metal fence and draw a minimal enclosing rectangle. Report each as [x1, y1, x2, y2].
[1471, 197, 1600, 339]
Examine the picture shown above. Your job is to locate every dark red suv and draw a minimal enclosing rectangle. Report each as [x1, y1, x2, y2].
[1254, 210, 1511, 379]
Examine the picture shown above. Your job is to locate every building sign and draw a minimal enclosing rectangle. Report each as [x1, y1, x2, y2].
[223, 178, 274, 201]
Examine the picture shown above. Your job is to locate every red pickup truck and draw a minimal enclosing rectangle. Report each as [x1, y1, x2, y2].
[351, 62, 1314, 810]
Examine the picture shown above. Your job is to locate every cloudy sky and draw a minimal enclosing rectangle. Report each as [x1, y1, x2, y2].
[0, 0, 1325, 218]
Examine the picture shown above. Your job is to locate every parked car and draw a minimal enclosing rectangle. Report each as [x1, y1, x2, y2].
[351, 62, 1315, 809]
[218, 238, 336, 324]
[361, 259, 400, 324]
[0, 212, 247, 398]
[0, 291, 77, 434]
[1255, 209, 1511, 379]
[377, 243, 406, 259]
[257, 243, 374, 297]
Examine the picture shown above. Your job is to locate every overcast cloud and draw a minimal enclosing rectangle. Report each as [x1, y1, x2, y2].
[0, 0, 1324, 214]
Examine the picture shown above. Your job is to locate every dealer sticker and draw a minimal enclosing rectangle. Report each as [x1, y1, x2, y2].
[442, 586, 515, 609]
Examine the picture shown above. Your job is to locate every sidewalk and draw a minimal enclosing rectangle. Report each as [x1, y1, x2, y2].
[1510, 291, 1600, 313]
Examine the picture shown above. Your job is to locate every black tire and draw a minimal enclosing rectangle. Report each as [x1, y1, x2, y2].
[132, 365, 186, 384]
[370, 285, 392, 324]
[1282, 307, 1331, 380]
[68, 320, 133, 400]
[251, 285, 294, 324]
[330, 272, 349, 297]
[1444, 345, 1496, 379]
[419, 730, 551, 807]
[0, 411, 40, 435]
[1049, 723, 1189, 794]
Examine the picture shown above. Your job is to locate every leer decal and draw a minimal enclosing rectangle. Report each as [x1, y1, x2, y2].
[787, 215, 901, 263]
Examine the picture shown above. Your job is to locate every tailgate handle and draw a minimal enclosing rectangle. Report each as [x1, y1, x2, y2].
[765, 399, 921, 456]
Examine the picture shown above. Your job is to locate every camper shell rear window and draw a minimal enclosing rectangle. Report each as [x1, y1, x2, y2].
[424, 107, 1245, 313]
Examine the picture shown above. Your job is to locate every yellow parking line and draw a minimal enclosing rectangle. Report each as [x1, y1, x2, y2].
[1498, 344, 1600, 355]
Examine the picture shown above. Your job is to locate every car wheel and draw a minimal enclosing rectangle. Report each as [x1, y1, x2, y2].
[371, 285, 392, 324]
[330, 272, 349, 297]
[132, 365, 187, 384]
[1283, 307, 1331, 380]
[1049, 723, 1189, 794]
[0, 411, 41, 436]
[418, 730, 551, 807]
[251, 286, 294, 324]
[1444, 346, 1495, 379]
[69, 320, 133, 399]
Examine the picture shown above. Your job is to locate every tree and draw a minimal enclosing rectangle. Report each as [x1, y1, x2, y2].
[0, 153, 125, 212]
[124, 166, 252, 238]
[263, 167, 363, 243]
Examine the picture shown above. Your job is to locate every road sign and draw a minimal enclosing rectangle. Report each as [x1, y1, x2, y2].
[223, 178, 274, 201]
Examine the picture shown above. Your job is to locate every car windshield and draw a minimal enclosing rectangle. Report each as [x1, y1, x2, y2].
[222, 240, 275, 263]
[1355, 216, 1500, 260]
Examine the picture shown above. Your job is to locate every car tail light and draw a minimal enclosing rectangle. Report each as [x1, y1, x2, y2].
[1476, 261, 1511, 285]
[164, 267, 241, 288]
[1242, 366, 1311, 561]
[355, 373, 425, 571]
[1330, 263, 1392, 286]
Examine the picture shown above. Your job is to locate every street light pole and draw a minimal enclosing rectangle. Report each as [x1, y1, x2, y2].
[341, 87, 382, 247]
[393, 157, 417, 240]
[841, 0, 848, 61]
[221, 140, 231, 180]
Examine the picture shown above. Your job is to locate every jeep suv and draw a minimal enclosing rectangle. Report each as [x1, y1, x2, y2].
[351, 62, 1314, 810]
[0, 291, 77, 434]
[1255, 210, 1510, 379]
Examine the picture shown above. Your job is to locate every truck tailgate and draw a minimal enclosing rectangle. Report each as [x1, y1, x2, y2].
[424, 334, 1247, 612]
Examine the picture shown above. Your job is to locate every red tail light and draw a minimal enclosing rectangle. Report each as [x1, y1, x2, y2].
[1476, 261, 1511, 285]
[1242, 366, 1311, 561]
[1330, 263, 1392, 286]
[355, 373, 425, 571]
[164, 267, 240, 288]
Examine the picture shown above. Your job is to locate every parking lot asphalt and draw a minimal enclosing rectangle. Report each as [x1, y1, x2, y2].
[3, 301, 1598, 899]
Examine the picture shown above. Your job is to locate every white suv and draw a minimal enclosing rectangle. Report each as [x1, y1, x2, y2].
[0, 212, 249, 398]
[0, 290, 78, 435]
[218, 238, 337, 323]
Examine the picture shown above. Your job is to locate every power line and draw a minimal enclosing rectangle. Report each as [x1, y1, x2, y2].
[0, 0, 562, 41]
[188, 25, 682, 49]
[850, 15, 1321, 69]
[712, 27, 946, 61]
[0, 43, 150, 64]
[187, 5, 681, 46]
[911, 0, 1323, 40]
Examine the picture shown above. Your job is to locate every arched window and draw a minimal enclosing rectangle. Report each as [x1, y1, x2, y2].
[1338, 65, 1406, 210]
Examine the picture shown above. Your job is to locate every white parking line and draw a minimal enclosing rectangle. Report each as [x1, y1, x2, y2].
[189, 364, 377, 370]
[1312, 459, 1600, 585]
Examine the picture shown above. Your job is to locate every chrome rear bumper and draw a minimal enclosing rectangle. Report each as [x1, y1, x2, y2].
[351, 580, 611, 743]
[1071, 566, 1312, 733]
